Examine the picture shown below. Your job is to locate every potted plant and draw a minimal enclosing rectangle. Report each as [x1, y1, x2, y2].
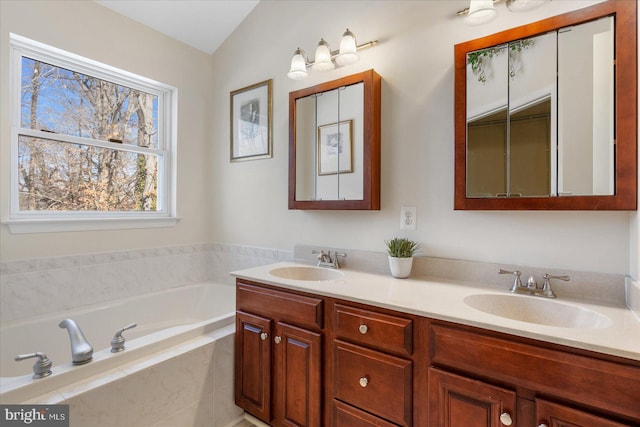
[385, 237, 421, 279]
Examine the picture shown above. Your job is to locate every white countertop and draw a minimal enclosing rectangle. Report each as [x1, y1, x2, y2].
[231, 262, 640, 362]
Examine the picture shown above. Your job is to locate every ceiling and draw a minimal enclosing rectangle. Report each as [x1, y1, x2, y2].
[94, 0, 260, 55]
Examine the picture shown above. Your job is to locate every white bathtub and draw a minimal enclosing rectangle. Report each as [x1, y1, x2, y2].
[0, 283, 236, 404]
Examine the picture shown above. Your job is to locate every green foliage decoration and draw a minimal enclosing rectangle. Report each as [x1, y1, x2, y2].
[385, 238, 421, 258]
[467, 39, 534, 83]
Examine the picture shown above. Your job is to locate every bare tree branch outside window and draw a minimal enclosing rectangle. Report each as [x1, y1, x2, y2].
[18, 57, 160, 212]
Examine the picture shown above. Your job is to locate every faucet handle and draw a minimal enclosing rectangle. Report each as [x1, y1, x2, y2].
[499, 269, 522, 292]
[541, 274, 570, 298]
[333, 252, 346, 268]
[111, 323, 137, 353]
[15, 352, 53, 379]
[311, 249, 326, 261]
[544, 273, 570, 282]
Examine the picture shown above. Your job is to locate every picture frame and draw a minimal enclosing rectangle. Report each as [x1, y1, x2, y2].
[230, 79, 272, 161]
[317, 120, 353, 175]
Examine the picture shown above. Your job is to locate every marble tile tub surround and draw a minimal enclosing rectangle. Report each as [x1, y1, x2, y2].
[0, 241, 626, 324]
[0, 243, 293, 324]
[294, 244, 627, 307]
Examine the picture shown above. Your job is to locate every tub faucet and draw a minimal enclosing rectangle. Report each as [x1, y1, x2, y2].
[59, 319, 93, 365]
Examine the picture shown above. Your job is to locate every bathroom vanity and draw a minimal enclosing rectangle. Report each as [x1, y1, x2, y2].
[232, 264, 640, 427]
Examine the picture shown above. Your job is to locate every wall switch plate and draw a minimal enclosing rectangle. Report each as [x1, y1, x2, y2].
[400, 207, 416, 230]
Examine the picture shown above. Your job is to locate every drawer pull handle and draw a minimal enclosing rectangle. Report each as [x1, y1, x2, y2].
[359, 376, 369, 388]
[260, 332, 268, 341]
[358, 324, 368, 334]
[274, 336, 282, 344]
[499, 412, 512, 426]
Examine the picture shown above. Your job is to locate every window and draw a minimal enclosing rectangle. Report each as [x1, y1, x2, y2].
[7, 34, 178, 233]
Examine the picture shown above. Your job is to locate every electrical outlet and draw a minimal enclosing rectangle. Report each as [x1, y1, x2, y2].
[400, 207, 416, 230]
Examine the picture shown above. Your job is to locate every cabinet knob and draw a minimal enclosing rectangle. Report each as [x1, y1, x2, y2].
[499, 412, 513, 426]
[358, 324, 368, 334]
[359, 376, 369, 387]
[274, 336, 282, 344]
[260, 332, 268, 341]
[538, 424, 548, 427]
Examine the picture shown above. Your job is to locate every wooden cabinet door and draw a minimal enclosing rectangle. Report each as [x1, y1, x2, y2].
[235, 311, 273, 424]
[536, 399, 634, 427]
[273, 322, 322, 427]
[429, 367, 517, 427]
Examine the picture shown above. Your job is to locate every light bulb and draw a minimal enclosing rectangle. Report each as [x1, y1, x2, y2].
[311, 38, 335, 71]
[467, 0, 497, 25]
[336, 29, 359, 66]
[287, 48, 308, 80]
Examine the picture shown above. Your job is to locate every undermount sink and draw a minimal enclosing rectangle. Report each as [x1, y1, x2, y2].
[464, 294, 612, 329]
[269, 266, 343, 281]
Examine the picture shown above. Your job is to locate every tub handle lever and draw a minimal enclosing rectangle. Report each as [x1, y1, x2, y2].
[15, 352, 53, 379]
[111, 323, 137, 353]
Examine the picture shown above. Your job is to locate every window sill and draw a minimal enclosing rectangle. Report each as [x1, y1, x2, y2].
[3, 216, 181, 234]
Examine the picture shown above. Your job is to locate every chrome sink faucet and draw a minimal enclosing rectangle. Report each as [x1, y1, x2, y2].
[59, 318, 93, 365]
[499, 269, 570, 298]
[312, 249, 346, 269]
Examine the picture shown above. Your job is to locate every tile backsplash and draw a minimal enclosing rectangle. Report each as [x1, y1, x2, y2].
[0, 242, 629, 324]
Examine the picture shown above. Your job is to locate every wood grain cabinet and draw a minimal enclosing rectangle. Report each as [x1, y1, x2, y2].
[332, 303, 416, 427]
[427, 321, 640, 427]
[428, 367, 516, 427]
[235, 279, 640, 427]
[235, 281, 324, 426]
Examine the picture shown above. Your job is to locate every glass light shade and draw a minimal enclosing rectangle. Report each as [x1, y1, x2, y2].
[466, 0, 497, 25]
[336, 29, 359, 66]
[287, 49, 308, 80]
[311, 39, 335, 71]
[506, 0, 550, 12]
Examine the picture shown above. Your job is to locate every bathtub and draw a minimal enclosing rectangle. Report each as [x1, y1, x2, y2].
[0, 283, 236, 406]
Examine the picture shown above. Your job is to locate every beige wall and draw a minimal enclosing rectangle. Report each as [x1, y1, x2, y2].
[210, 0, 631, 275]
[0, 0, 213, 260]
[0, 0, 635, 278]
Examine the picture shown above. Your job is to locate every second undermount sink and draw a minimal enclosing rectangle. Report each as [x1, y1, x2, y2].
[269, 266, 343, 281]
[464, 294, 612, 329]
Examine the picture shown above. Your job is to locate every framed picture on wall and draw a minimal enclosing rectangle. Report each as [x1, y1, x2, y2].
[230, 79, 272, 161]
[317, 120, 353, 175]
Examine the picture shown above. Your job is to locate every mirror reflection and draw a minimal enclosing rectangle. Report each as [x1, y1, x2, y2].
[295, 82, 364, 201]
[466, 16, 613, 199]
[289, 69, 381, 210]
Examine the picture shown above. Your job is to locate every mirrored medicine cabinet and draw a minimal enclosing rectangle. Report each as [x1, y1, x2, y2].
[454, 0, 637, 210]
[289, 70, 381, 210]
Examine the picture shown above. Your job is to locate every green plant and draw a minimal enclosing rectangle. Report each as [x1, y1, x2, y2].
[385, 238, 421, 258]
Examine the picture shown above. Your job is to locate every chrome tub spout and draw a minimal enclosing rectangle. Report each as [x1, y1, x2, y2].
[59, 318, 93, 365]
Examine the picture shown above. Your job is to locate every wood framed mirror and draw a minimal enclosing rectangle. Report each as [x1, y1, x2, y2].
[454, 0, 637, 210]
[289, 70, 381, 210]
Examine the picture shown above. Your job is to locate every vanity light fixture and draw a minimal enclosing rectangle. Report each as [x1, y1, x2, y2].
[456, 0, 550, 25]
[287, 29, 378, 80]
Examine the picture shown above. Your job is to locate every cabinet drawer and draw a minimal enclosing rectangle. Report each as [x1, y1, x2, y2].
[236, 281, 323, 330]
[430, 323, 640, 423]
[335, 304, 413, 356]
[333, 399, 400, 427]
[334, 341, 412, 427]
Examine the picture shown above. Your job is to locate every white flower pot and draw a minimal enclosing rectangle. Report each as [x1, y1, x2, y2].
[388, 256, 413, 279]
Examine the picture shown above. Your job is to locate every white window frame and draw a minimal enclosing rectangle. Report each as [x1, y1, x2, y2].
[5, 34, 179, 233]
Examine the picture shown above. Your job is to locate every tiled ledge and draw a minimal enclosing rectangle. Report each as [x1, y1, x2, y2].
[0, 242, 626, 323]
